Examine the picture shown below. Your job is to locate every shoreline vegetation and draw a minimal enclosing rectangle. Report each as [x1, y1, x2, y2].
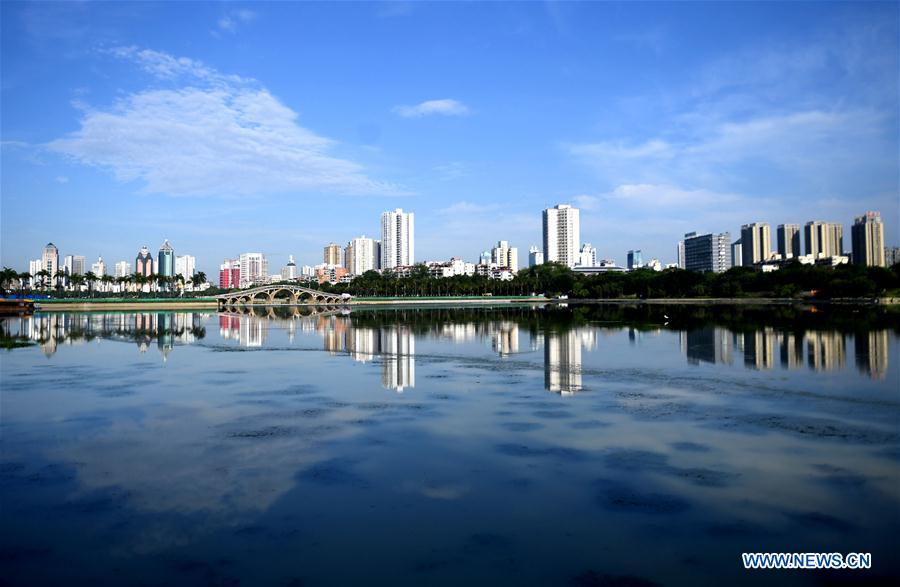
[4, 262, 900, 311]
[17, 295, 900, 312]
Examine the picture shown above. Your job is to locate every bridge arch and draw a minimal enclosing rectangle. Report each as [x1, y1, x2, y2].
[216, 284, 350, 310]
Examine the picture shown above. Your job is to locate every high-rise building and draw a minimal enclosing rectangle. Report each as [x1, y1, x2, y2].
[684, 232, 731, 273]
[64, 255, 86, 277]
[479, 250, 491, 265]
[491, 240, 519, 272]
[851, 212, 885, 267]
[239, 253, 268, 287]
[576, 243, 597, 268]
[324, 243, 343, 266]
[175, 255, 196, 280]
[281, 255, 298, 281]
[135, 246, 154, 276]
[114, 261, 132, 278]
[777, 224, 801, 259]
[28, 259, 42, 288]
[740, 223, 771, 265]
[731, 239, 743, 268]
[380, 208, 414, 269]
[805, 221, 843, 258]
[626, 249, 643, 270]
[346, 236, 380, 275]
[542, 204, 580, 267]
[157, 240, 175, 277]
[677, 240, 686, 269]
[528, 246, 544, 267]
[42, 243, 59, 285]
[91, 256, 106, 277]
[219, 259, 241, 288]
[886, 246, 900, 267]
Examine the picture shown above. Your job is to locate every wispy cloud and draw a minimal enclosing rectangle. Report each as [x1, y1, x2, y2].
[106, 46, 250, 85]
[575, 184, 742, 211]
[48, 47, 399, 197]
[216, 9, 256, 34]
[437, 201, 499, 215]
[393, 99, 470, 118]
[567, 109, 890, 195]
[432, 161, 468, 181]
[376, 1, 414, 19]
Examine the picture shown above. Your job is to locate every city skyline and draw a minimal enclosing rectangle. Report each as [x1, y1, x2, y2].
[20, 204, 892, 291]
[1, 2, 897, 275]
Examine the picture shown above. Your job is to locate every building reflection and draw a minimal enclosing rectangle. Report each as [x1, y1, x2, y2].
[491, 321, 519, 356]
[3, 311, 890, 386]
[743, 328, 777, 370]
[778, 332, 804, 369]
[855, 330, 889, 380]
[544, 330, 583, 394]
[681, 327, 734, 366]
[806, 331, 845, 372]
[678, 326, 889, 380]
[379, 326, 415, 392]
[2, 312, 209, 360]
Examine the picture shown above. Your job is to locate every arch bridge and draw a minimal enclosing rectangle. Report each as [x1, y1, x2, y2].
[215, 284, 350, 310]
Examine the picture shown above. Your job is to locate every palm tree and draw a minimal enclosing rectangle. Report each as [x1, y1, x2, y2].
[70, 273, 86, 295]
[156, 274, 167, 294]
[54, 269, 67, 293]
[84, 271, 97, 297]
[0, 267, 18, 294]
[191, 271, 207, 290]
[35, 269, 51, 291]
[101, 275, 115, 295]
[17, 271, 31, 293]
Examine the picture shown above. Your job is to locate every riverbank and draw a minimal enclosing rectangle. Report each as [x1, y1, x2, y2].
[26, 294, 898, 311]
[34, 298, 219, 311]
[32, 295, 547, 311]
[569, 297, 899, 305]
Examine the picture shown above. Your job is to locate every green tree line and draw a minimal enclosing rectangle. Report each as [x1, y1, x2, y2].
[307, 261, 900, 299]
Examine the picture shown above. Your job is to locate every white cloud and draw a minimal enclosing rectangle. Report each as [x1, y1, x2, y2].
[107, 46, 249, 85]
[217, 9, 256, 33]
[437, 201, 499, 215]
[577, 184, 742, 210]
[567, 109, 889, 194]
[432, 161, 468, 181]
[393, 99, 470, 118]
[55, 176, 69, 184]
[48, 48, 398, 197]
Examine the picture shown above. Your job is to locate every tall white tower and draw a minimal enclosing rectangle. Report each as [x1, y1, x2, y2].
[542, 204, 580, 267]
[380, 208, 414, 269]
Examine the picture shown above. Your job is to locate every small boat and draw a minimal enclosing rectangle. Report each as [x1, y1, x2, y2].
[0, 298, 35, 316]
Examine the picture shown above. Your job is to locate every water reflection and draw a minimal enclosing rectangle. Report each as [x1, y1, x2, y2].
[677, 324, 888, 379]
[2, 312, 208, 359]
[1, 306, 894, 385]
[856, 329, 890, 380]
[544, 330, 582, 394]
[1, 304, 898, 586]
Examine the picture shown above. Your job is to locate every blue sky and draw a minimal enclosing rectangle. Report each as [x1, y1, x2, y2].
[2, 1, 897, 275]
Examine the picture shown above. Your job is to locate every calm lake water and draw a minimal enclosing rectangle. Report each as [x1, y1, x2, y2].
[1, 304, 898, 586]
